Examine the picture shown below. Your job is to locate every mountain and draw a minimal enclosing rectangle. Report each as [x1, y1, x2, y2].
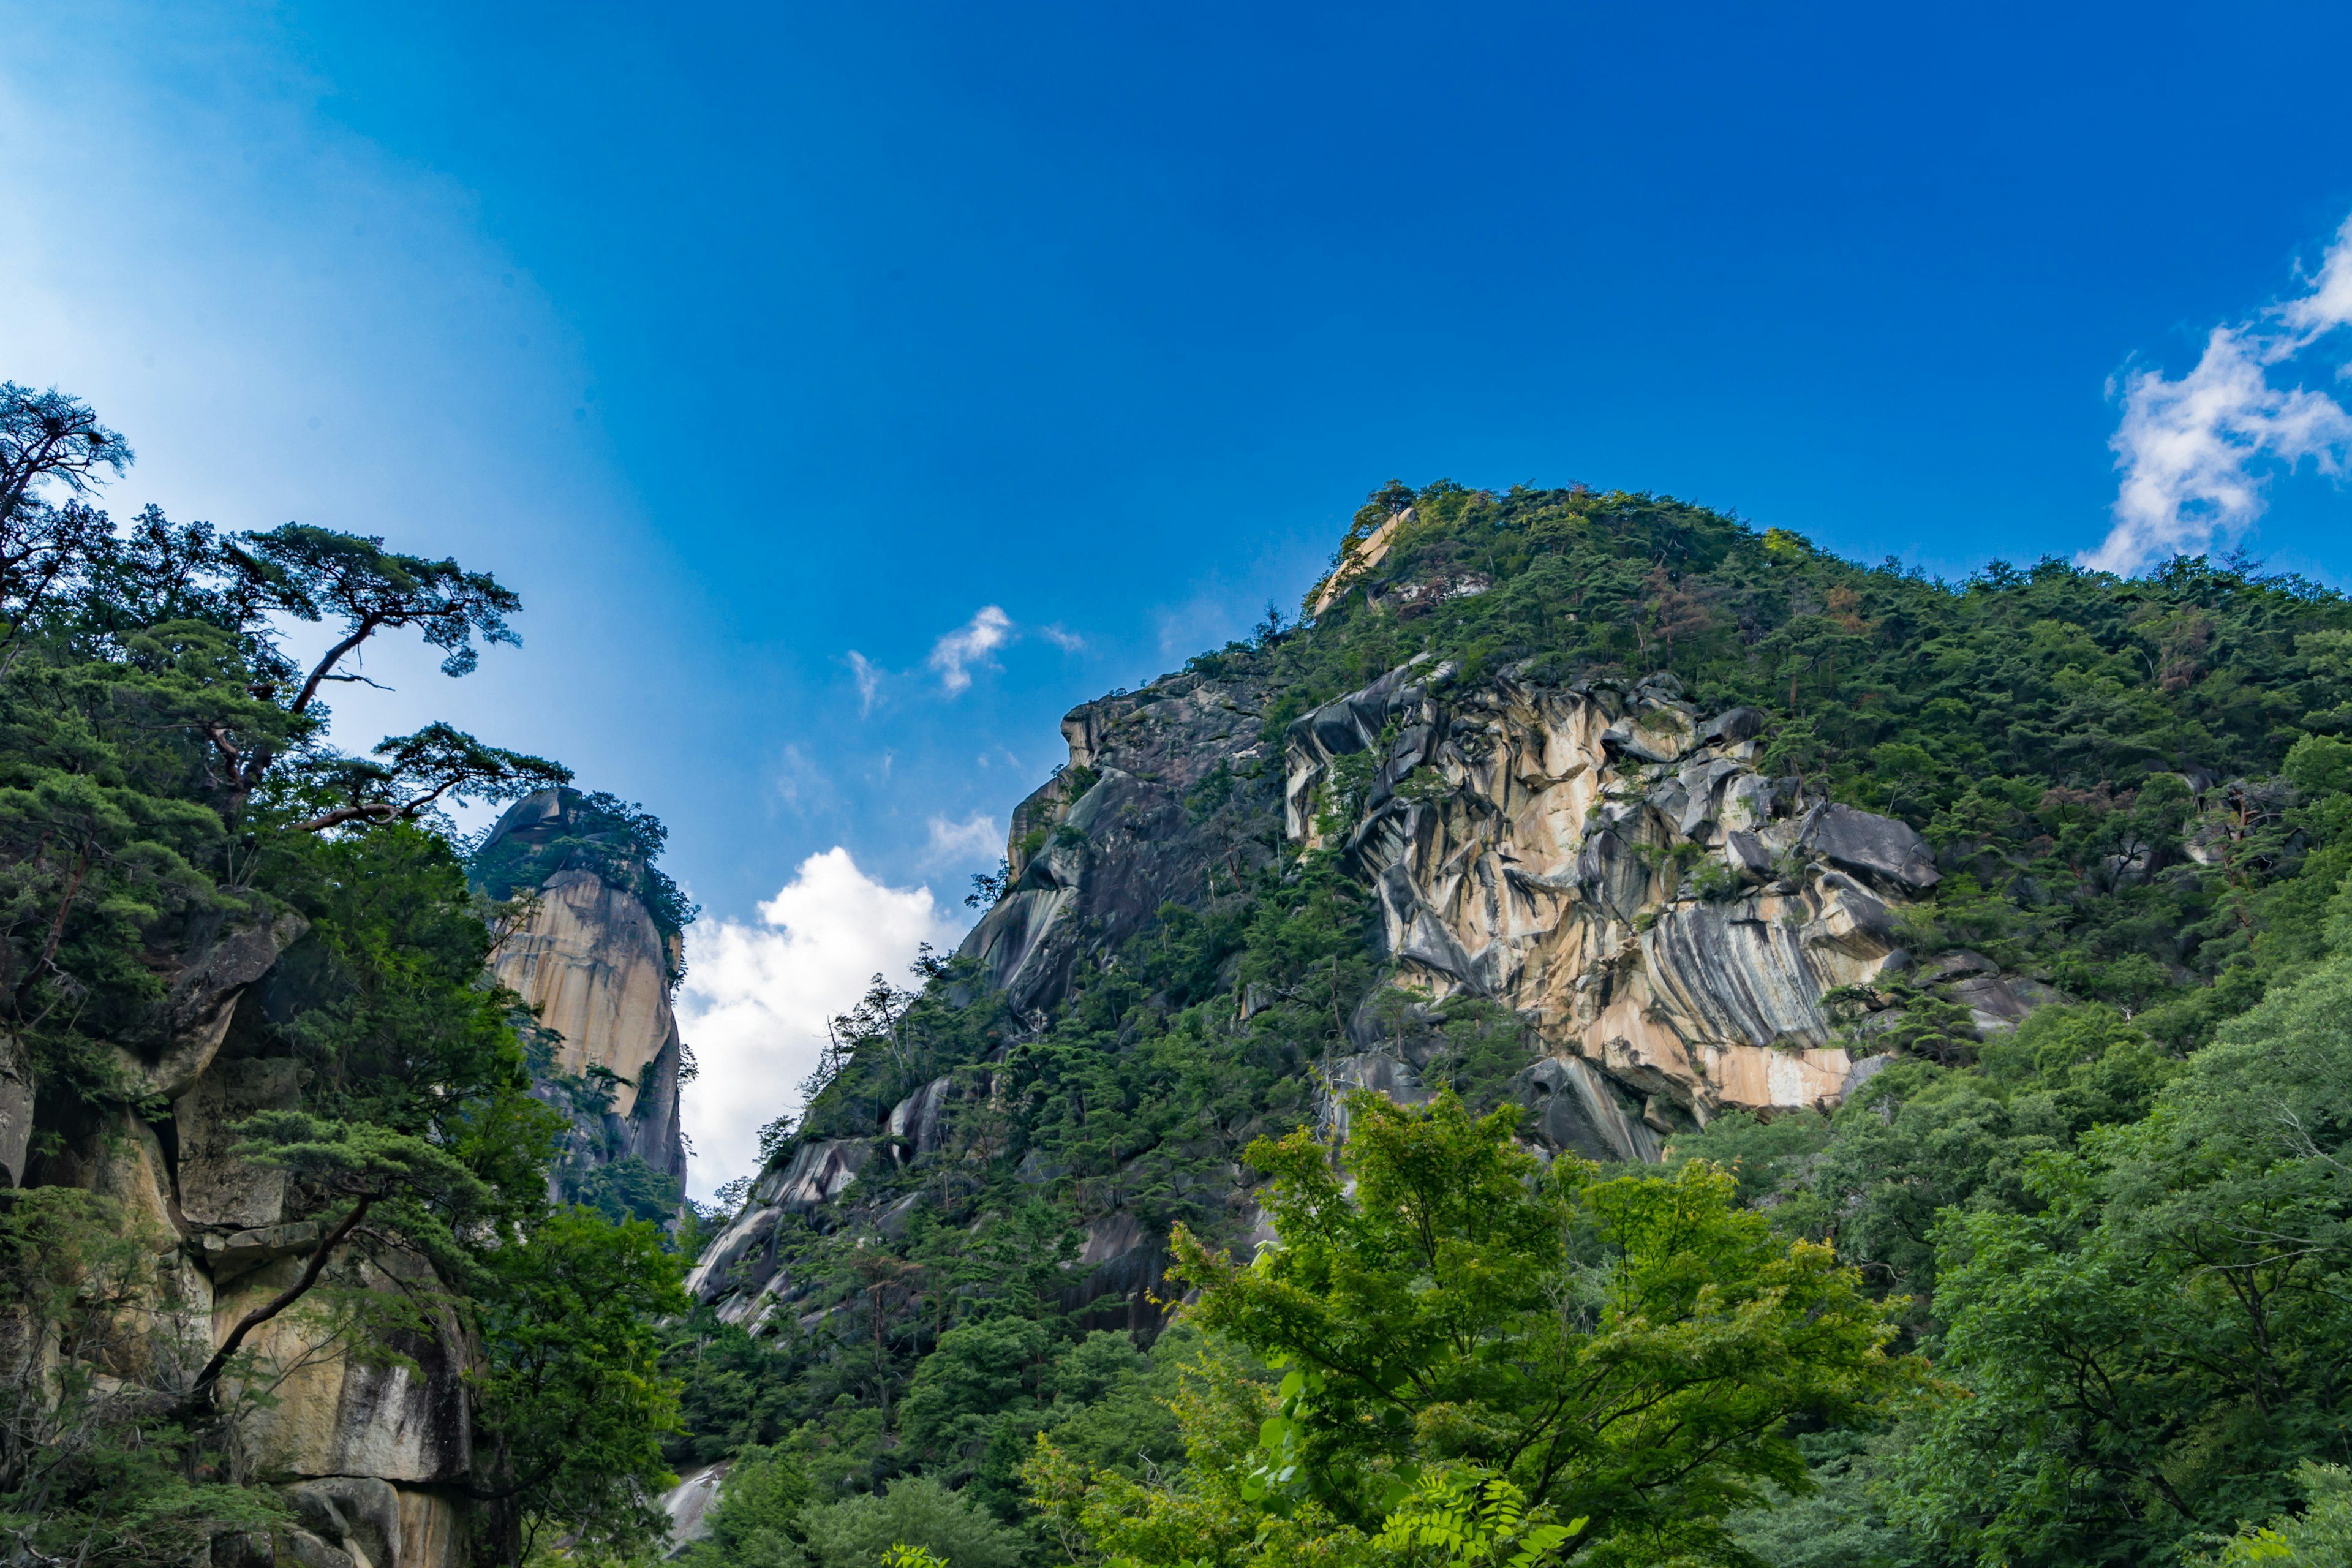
[669, 481, 2352, 1561]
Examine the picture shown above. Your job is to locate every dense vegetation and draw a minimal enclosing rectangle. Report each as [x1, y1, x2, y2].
[0, 383, 688, 1564]
[13, 358, 2352, 1568]
[669, 479, 2352, 1568]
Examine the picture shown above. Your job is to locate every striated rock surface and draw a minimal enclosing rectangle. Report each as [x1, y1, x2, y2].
[1281, 661, 2015, 1142]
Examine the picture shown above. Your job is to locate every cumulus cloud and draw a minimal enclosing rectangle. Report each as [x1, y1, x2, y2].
[927, 605, 1013, 694]
[676, 849, 966, 1198]
[923, 811, 1002, 867]
[2090, 214, 2352, 574]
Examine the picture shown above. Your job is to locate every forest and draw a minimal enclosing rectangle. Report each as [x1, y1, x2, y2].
[9, 383, 2352, 1568]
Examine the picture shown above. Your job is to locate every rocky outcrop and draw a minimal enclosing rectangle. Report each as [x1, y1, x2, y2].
[959, 666, 1283, 1016]
[476, 791, 689, 1188]
[1284, 661, 2052, 1138]
[685, 1139, 878, 1324]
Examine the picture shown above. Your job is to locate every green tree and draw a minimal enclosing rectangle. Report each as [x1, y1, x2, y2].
[1060, 1093, 1910, 1566]
[472, 1207, 691, 1562]
[1897, 952, 2352, 1563]
[801, 1475, 1026, 1568]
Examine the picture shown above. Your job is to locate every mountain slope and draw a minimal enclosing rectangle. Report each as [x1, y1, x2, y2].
[669, 481, 2352, 1551]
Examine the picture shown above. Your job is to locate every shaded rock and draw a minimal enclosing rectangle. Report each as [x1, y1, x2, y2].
[1602, 703, 1698, 764]
[1724, 831, 1774, 882]
[124, 913, 308, 1101]
[886, 1076, 956, 1161]
[176, 1057, 300, 1229]
[1944, 973, 2045, 1034]
[224, 1246, 472, 1485]
[1703, 707, 1767, 744]
[1058, 1210, 1169, 1331]
[0, 1034, 31, 1189]
[279, 1528, 355, 1568]
[200, 1220, 322, 1284]
[1517, 1057, 1660, 1163]
[960, 667, 1281, 1015]
[1798, 803, 1940, 893]
[286, 1478, 399, 1568]
[1319, 1052, 1432, 1144]
[1843, 1052, 1899, 1098]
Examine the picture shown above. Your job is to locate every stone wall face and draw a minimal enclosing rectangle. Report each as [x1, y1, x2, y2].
[491, 869, 679, 1122]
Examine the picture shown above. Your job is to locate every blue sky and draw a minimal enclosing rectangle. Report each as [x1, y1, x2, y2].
[6, 1, 2351, 1189]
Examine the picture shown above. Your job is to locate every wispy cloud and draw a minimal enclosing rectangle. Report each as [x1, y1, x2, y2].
[923, 811, 1002, 867]
[1038, 624, 1085, 652]
[928, 605, 1012, 694]
[2090, 214, 2352, 575]
[846, 650, 882, 715]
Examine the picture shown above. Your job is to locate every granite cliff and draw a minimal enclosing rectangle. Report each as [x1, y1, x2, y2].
[473, 788, 692, 1202]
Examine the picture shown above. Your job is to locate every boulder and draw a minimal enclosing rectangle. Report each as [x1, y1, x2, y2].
[1798, 804, 1940, 892]
[285, 1478, 399, 1568]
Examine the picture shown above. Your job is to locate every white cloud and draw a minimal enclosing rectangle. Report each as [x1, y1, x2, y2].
[846, 650, 882, 715]
[2282, 213, 2352, 346]
[1039, 624, 1085, 652]
[927, 605, 1012, 694]
[677, 849, 967, 1199]
[923, 812, 1002, 867]
[2090, 214, 2352, 574]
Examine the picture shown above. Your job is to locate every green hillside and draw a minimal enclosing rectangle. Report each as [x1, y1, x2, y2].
[669, 481, 2352, 1567]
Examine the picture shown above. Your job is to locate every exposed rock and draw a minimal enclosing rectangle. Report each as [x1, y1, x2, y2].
[1517, 1057, 1660, 1163]
[0, 1034, 31, 1189]
[1058, 1210, 1169, 1332]
[1281, 671, 1981, 1121]
[1842, 1052, 1899, 1098]
[960, 666, 1282, 1011]
[1308, 507, 1411, 616]
[121, 912, 308, 1101]
[886, 1076, 955, 1161]
[1318, 1052, 1432, 1143]
[279, 1528, 356, 1568]
[199, 1220, 322, 1284]
[1797, 802, 1941, 894]
[684, 1139, 875, 1319]
[222, 1247, 472, 1485]
[663, 1463, 731, 1556]
[475, 790, 690, 1188]
[176, 1057, 300, 1229]
[287, 1478, 401, 1568]
[92, 1108, 181, 1241]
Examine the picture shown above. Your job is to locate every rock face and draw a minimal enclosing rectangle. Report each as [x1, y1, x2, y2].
[475, 790, 690, 1188]
[1291, 666, 1876, 1134]
[958, 665, 1284, 1017]
[693, 655, 2062, 1339]
[13, 900, 477, 1568]
[1277, 661, 2058, 1148]
[967, 657, 2051, 1157]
